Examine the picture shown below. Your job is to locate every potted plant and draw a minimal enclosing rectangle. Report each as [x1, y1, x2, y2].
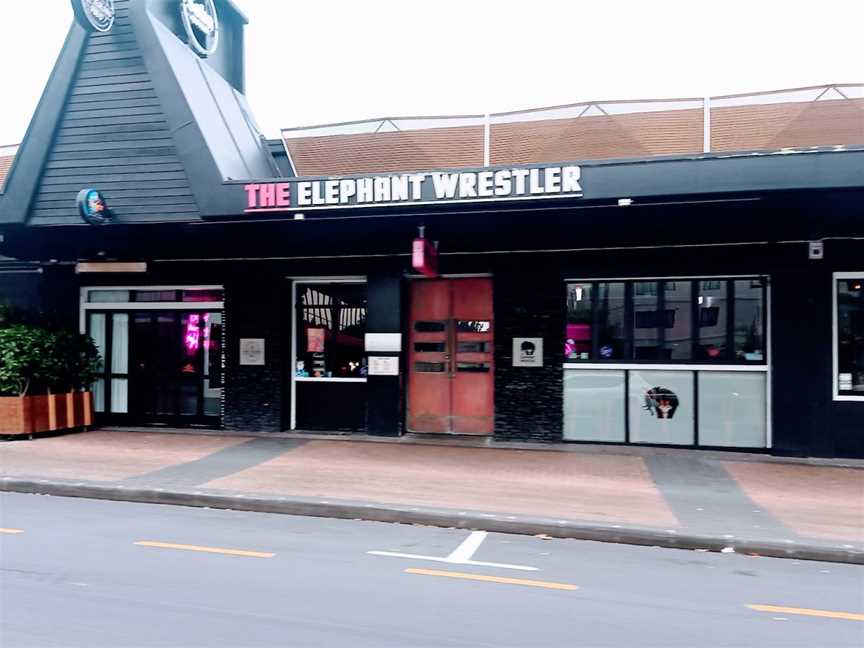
[0, 319, 100, 438]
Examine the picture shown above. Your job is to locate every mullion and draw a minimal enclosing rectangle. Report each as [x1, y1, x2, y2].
[624, 282, 634, 360]
[591, 283, 600, 361]
[726, 280, 736, 362]
[691, 280, 700, 361]
[657, 281, 666, 359]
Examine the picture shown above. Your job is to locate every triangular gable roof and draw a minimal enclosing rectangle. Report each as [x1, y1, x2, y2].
[0, 0, 278, 226]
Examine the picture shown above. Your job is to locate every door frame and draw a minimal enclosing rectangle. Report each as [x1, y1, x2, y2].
[287, 276, 367, 431]
[80, 286, 225, 426]
[405, 274, 495, 435]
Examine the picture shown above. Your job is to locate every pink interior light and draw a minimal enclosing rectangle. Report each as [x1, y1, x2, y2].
[184, 314, 201, 352]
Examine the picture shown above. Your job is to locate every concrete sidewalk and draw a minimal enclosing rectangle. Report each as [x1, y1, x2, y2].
[1, 429, 862, 563]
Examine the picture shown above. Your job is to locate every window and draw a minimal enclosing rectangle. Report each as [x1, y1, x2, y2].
[836, 275, 864, 398]
[296, 283, 367, 379]
[564, 278, 767, 364]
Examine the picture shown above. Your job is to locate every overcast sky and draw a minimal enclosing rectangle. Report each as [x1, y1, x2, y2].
[1, 0, 861, 144]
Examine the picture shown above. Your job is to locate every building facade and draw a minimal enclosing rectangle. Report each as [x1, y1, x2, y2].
[1, 0, 862, 457]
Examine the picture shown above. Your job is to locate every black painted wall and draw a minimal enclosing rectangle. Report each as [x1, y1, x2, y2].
[493, 270, 565, 442]
[222, 274, 284, 432]
[366, 272, 403, 436]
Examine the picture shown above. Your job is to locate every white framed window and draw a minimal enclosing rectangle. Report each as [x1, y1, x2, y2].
[833, 273, 864, 401]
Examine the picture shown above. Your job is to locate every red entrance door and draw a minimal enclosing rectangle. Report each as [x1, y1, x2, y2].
[407, 278, 494, 435]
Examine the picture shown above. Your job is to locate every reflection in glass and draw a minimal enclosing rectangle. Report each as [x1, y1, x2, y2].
[565, 283, 593, 360]
[697, 280, 728, 360]
[563, 370, 626, 441]
[596, 283, 627, 360]
[734, 279, 765, 361]
[456, 320, 491, 333]
[837, 278, 864, 394]
[633, 282, 660, 360]
[664, 282, 692, 360]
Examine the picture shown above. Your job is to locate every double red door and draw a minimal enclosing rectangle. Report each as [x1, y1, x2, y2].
[407, 278, 494, 435]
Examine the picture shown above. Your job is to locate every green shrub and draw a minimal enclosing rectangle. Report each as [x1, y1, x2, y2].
[0, 324, 101, 397]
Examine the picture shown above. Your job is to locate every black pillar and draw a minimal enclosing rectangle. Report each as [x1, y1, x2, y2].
[365, 271, 403, 436]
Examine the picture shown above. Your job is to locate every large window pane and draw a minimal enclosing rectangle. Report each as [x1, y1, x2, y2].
[628, 370, 695, 445]
[111, 313, 129, 374]
[110, 378, 128, 414]
[597, 283, 627, 360]
[565, 283, 593, 360]
[734, 279, 765, 362]
[633, 282, 660, 360]
[696, 280, 729, 360]
[664, 282, 692, 360]
[297, 284, 367, 378]
[563, 370, 626, 441]
[837, 277, 864, 395]
[698, 372, 767, 447]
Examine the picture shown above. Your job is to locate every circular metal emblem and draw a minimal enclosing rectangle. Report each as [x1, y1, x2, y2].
[72, 0, 116, 33]
[77, 189, 112, 225]
[180, 0, 219, 57]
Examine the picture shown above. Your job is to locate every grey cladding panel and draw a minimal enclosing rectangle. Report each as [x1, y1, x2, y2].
[29, 0, 198, 226]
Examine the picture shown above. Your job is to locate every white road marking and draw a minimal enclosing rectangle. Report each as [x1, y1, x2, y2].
[367, 530, 539, 571]
[446, 531, 487, 562]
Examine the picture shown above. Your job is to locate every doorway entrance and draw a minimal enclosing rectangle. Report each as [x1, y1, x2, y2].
[83, 287, 225, 427]
[407, 278, 494, 435]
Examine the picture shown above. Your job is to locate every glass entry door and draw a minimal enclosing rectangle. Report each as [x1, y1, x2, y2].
[126, 311, 223, 426]
[87, 309, 222, 427]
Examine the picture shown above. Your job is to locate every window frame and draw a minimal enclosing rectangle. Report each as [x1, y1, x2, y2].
[833, 272, 864, 401]
[564, 275, 769, 366]
[289, 277, 368, 431]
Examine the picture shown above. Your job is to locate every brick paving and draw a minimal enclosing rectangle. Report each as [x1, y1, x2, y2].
[1, 429, 862, 549]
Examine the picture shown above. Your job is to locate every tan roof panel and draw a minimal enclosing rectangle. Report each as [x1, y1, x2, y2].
[0, 152, 14, 189]
[283, 85, 864, 177]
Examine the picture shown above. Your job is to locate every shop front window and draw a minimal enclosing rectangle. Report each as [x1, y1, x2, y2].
[564, 277, 767, 365]
[836, 275, 864, 397]
[296, 283, 367, 379]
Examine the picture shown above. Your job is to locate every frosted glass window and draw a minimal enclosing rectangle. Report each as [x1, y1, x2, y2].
[629, 370, 695, 445]
[88, 314, 106, 370]
[110, 378, 128, 414]
[88, 290, 130, 303]
[111, 313, 129, 374]
[92, 379, 105, 413]
[698, 372, 767, 447]
[564, 370, 626, 441]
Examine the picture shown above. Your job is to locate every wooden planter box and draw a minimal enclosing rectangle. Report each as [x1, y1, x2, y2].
[0, 392, 93, 436]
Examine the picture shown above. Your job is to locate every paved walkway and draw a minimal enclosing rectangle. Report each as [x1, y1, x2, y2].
[1, 429, 862, 557]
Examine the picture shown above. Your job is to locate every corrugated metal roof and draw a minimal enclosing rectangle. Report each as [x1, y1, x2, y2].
[0, 145, 16, 190]
[283, 84, 864, 177]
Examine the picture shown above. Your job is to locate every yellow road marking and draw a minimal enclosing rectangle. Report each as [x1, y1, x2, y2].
[134, 541, 274, 558]
[404, 568, 578, 591]
[749, 604, 864, 622]
[0, 528, 24, 534]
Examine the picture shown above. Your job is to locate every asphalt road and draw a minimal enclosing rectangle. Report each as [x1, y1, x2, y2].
[1, 493, 862, 648]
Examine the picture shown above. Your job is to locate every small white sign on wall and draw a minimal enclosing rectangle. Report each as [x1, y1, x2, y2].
[368, 356, 400, 376]
[513, 338, 543, 367]
[239, 338, 265, 366]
